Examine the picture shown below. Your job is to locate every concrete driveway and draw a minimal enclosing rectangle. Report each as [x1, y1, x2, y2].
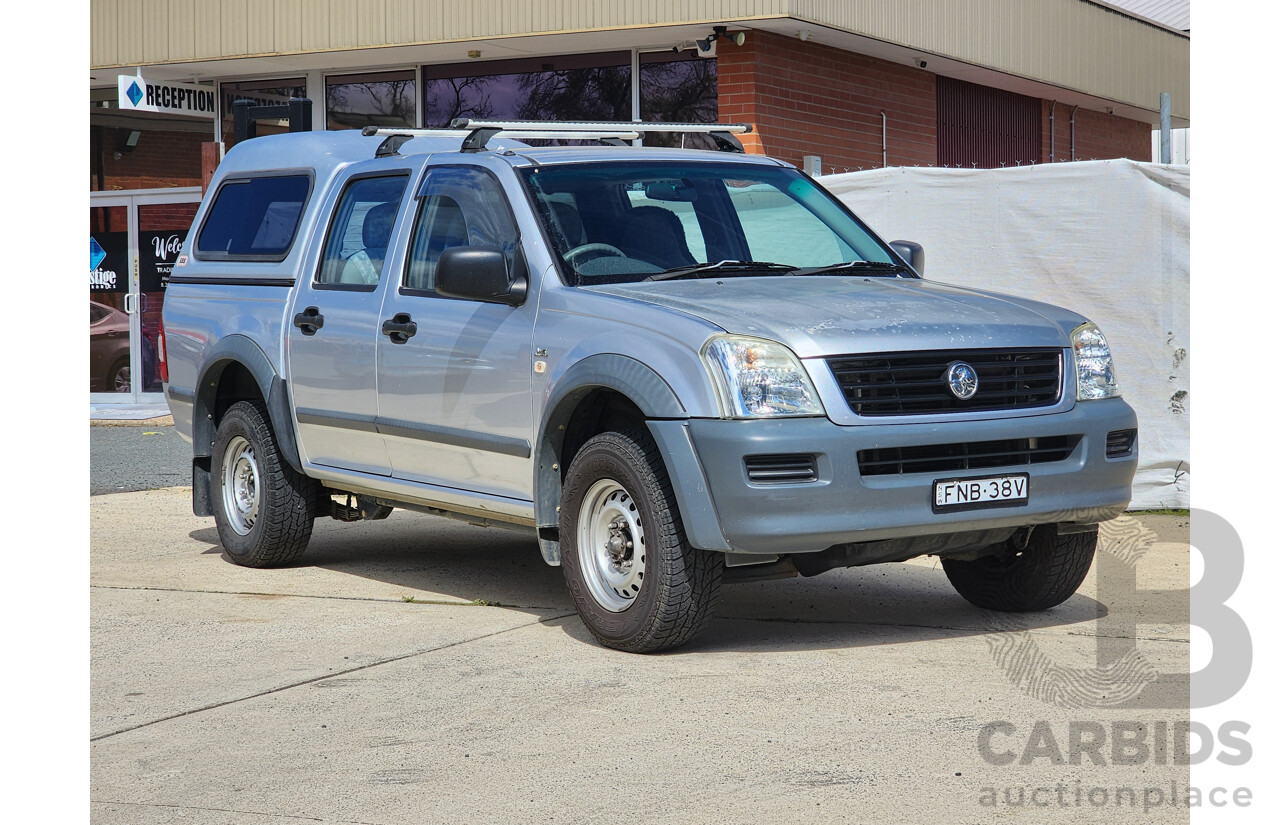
[91, 487, 1190, 824]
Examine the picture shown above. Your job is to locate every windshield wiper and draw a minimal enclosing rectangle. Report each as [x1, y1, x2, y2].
[645, 260, 798, 282]
[793, 261, 911, 277]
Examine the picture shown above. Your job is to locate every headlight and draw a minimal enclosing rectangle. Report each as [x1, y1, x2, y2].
[702, 335, 825, 418]
[1072, 322, 1120, 400]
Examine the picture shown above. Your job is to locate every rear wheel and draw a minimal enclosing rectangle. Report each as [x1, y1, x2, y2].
[942, 526, 1096, 612]
[108, 358, 130, 393]
[212, 400, 320, 567]
[560, 430, 723, 653]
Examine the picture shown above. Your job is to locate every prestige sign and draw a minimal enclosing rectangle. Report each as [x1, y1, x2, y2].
[118, 75, 216, 118]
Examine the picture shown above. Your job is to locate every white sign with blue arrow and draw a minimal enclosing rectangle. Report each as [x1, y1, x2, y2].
[118, 74, 216, 119]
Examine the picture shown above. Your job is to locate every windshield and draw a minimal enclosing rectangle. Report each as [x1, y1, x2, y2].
[519, 161, 903, 286]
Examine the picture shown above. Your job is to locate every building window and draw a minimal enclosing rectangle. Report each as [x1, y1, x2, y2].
[219, 78, 306, 147]
[326, 70, 416, 131]
[639, 51, 717, 148]
[424, 52, 632, 127]
[423, 50, 718, 146]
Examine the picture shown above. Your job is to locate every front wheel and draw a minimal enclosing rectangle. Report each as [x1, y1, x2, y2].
[212, 400, 320, 567]
[560, 430, 723, 653]
[942, 526, 1096, 612]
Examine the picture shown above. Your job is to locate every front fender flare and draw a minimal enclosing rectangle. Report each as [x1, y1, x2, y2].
[533, 354, 730, 563]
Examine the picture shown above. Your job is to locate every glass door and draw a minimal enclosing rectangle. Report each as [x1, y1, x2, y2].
[89, 189, 202, 403]
[90, 198, 134, 397]
[137, 199, 201, 395]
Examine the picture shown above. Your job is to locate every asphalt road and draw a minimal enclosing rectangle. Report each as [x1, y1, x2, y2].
[90, 425, 188, 495]
[89, 434, 1193, 824]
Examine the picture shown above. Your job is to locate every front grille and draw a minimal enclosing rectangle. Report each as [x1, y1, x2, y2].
[858, 435, 1081, 477]
[1106, 429, 1137, 458]
[744, 454, 818, 484]
[827, 348, 1063, 416]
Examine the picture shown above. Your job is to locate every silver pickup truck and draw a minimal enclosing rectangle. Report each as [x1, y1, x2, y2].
[162, 120, 1137, 652]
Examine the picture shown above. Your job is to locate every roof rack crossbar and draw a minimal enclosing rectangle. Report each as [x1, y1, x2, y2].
[360, 122, 751, 153]
[449, 119, 751, 135]
[460, 128, 641, 152]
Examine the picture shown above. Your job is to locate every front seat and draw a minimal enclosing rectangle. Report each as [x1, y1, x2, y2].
[340, 201, 399, 285]
[618, 206, 696, 269]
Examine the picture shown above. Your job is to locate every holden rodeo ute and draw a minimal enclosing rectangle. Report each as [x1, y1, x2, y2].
[161, 119, 1138, 653]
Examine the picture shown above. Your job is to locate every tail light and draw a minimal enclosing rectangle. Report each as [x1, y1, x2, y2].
[157, 317, 169, 384]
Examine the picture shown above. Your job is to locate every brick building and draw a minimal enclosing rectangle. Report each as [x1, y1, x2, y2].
[89, 0, 1189, 403]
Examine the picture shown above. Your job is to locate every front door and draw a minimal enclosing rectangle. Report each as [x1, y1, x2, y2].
[376, 164, 536, 501]
[286, 171, 412, 475]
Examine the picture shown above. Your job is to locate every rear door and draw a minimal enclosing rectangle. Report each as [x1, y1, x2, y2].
[287, 169, 412, 475]
[374, 161, 536, 501]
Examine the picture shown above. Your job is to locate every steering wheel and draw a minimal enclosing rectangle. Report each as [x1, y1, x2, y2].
[564, 243, 626, 266]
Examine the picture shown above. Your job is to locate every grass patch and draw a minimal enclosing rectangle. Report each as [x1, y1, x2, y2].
[1130, 508, 1190, 516]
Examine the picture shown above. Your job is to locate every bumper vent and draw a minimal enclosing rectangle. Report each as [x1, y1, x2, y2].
[858, 435, 1081, 477]
[1106, 429, 1137, 458]
[827, 348, 1062, 416]
[745, 454, 818, 484]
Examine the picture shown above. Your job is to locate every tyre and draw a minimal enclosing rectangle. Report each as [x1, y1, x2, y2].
[108, 357, 131, 393]
[942, 525, 1096, 612]
[212, 400, 320, 567]
[559, 430, 723, 653]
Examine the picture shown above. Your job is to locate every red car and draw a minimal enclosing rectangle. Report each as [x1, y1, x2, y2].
[90, 300, 157, 393]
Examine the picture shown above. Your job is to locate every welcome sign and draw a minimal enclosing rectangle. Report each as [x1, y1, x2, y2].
[118, 75, 216, 119]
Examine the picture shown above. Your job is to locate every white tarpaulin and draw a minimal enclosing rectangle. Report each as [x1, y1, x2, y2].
[820, 160, 1189, 509]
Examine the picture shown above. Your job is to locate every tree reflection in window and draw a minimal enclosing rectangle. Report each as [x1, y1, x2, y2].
[326, 70, 416, 130]
[423, 51, 717, 148]
[640, 52, 718, 149]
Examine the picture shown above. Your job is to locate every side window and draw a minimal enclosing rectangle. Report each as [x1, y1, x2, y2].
[315, 175, 409, 287]
[404, 167, 518, 294]
[196, 175, 311, 260]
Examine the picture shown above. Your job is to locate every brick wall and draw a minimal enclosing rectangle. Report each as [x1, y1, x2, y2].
[1039, 101, 1152, 163]
[717, 30, 1152, 171]
[91, 127, 205, 191]
[718, 30, 936, 172]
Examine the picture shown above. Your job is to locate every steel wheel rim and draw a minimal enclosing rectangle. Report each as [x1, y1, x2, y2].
[221, 435, 261, 536]
[576, 478, 646, 613]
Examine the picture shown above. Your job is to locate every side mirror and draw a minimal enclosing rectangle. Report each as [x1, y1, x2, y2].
[435, 246, 528, 306]
[889, 240, 925, 275]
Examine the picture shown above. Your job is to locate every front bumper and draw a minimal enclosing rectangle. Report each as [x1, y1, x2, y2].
[648, 397, 1138, 555]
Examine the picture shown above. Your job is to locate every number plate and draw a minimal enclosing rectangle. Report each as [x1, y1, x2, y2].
[932, 473, 1029, 512]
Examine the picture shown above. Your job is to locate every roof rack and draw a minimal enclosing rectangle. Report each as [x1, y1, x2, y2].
[451, 119, 752, 153]
[360, 121, 752, 155]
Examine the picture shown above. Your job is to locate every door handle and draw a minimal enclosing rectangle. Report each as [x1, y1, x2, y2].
[381, 312, 417, 344]
[293, 306, 325, 336]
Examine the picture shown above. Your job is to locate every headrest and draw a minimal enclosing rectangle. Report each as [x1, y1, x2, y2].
[362, 201, 399, 248]
[549, 201, 585, 247]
